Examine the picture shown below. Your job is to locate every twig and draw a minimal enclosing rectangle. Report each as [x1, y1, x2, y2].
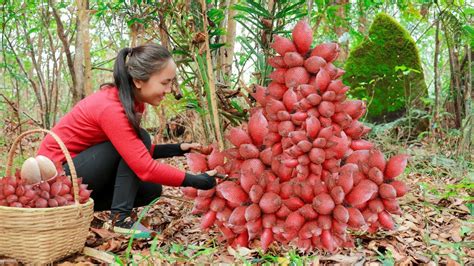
[82, 247, 116, 264]
[160, 194, 193, 204]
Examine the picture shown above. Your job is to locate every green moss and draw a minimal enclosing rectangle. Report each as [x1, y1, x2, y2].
[343, 13, 427, 121]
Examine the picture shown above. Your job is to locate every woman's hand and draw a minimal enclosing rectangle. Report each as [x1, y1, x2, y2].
[180, 143, 202, 153]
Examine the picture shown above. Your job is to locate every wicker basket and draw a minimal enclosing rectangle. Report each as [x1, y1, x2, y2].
[0, 129, 94, 264]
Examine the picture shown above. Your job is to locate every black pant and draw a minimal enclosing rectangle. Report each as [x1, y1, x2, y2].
[63, 128, 162, 221]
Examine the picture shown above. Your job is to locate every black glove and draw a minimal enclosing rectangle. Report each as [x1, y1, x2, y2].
[181, 172, 216, 190]
[152, 143, 186, 159]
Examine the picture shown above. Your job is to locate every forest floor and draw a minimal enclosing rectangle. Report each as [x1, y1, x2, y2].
[0, 133, 472, 265]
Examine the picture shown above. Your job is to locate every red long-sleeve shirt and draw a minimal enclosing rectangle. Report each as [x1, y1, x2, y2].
[37, 85, 185, 186]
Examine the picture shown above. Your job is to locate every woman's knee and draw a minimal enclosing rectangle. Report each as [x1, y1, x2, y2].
[139, 128, 152, 150]
[134, 182, 162, 207]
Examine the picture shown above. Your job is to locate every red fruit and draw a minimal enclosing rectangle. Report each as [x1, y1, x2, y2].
[378, 211, 395, 230]
[315, 68, 331, 92]
[6, 194, 18, 204]
[362, 209, 378, 223]
[312, 193, 335, 215]
[384, 154, 409, 180]
[259, 192, 282, 214]
[3, 184, 15, 196]
[194, 196, 212, 212]
[262, 214, 277, 228]
[283, 52, 304, 67]
[216, 208, 232, 222]
[259, 148, 273, 166]
[182, 187, 198, 199]
[267, 82, 287, 100]
[321, 230, 336, 252]
[245, 203, 261, 222]
[232, 231, 249, 248]
[285, 212, 305, 232]
[368, 149, 386, 172]
[350, 139, 374, 150]
[368, 167, 384, 185]
[305, 116, 321, 139]
[321, 91, 336, 101]
[261, 228, 274, 251]
[298, 84, 317, 97]
[278, 121, 295, 137]
[310, 42, 339, 63]
[185, 153, 208, 173]
[208, 148, 225, 169]
[379, 183, 397, 199]
[285, 67, 310, 88]
[199, 210, 216, 230]
[292, 20, 312, 54]
[216, 181, 248, 204]
[269, 68, 287, 84]
[318, 101, 335, 118]
[390, 180, 408, 197]
[283, 197, 305, 211]
[308, 148, 325, 164]
[197, 187, 215, 198]
[342, 100, 366, 119]
[247, 218, 263, 240]
[267, 56, 287, 68]
[307, 93, 322, 106]
[239, 144, 259, 159]
[368, 198, 385, 213]
[248, 109, 268, 146]
[347, 207, 366, 229]
[228, 206, 247, 226]
[312, 137, 326, 148]
[210, 197, 226, 212]
[304, 56, 326, 74]
[345, 150, 370, 165]
[271, 35, 297, 56]
[227, 127, 252, 147]
[34, 198, 48, 208]
[282, 89, 298, 111]
[345, 179, 378, 206]
[298, 204, 318, 220]
[276, 205, 292, 218]
[330, 186, 345, 204]
[333, 205, 349, 223]
[277, 110, 291, 121]
[48, 198, 59, 208]
[383, 199, 402, 214]
[241, 159, 265, 176]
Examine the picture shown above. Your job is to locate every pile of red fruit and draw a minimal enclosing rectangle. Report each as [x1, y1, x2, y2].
[183, 19, 409, 253]
[0, 173, 92, 208]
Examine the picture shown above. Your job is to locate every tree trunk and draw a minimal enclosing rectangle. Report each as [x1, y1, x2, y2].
[51, 0, 79, 104]
[433, 18, 440, 132]
[222, 0, 237, 88]
[201, 0, 224, 150]
[333, 0, 348, 62]
[461, 44, 472, 155]
[79, 0, 92, 96]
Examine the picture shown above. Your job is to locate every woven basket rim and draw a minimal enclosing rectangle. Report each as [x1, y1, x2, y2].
[0, 198, 93, 212]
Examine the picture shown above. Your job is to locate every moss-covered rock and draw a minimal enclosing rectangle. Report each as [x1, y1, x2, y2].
[343, 13, 427, 122]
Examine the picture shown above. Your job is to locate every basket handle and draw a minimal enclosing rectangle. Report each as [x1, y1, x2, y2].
[5, 129, 81, 204]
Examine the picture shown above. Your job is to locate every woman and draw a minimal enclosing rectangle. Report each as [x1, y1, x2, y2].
[37, 43, 216, 236]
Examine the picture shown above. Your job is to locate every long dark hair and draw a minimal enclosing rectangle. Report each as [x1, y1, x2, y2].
[111, 43, 172, 136]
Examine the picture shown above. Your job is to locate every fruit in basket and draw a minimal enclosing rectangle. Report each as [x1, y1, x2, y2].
[20, 157, 42, 184]
[0, 173, 92, 208]
[35, 155, 58, 181]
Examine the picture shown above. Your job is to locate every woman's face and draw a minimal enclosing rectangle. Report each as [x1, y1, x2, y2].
[133, 59, 177, 106]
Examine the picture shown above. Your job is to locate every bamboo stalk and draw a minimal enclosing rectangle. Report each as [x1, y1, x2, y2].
[200, 0, 224, 151]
